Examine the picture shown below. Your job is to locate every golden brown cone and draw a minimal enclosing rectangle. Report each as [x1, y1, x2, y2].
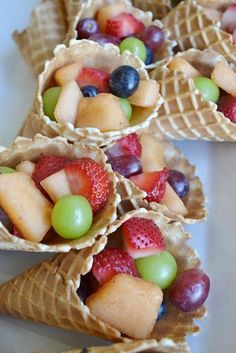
[111, 132, 206, 223]
[38, 338, 190, 353]
[0, 209, 206, 348]
[64, 0, 175, 68]
[0, 134, 119, 252]
[162, 0, 236, 65]
[132, 0, 172, 19]
[149, 48, 236, 141]
[21, 40, 163, 146]
[13, 0, 67, 77]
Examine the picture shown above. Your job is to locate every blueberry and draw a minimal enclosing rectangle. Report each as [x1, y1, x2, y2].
[145, 46, 153, 65]
[157, 302, 167, 320]
[168, 170, 190, 198]
[109, 65, 140, 98]
[81, 85, 99, 97]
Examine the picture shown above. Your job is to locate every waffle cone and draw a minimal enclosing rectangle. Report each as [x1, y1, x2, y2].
[13, 0, 67, 77]
[162, 0, 236, 65]
[111, 132, 206, 223]
[132, 0, 172, 19]
[21, 40, 163, 146]
[39, 338, 190, 353]
[149, 48, 236, 141]
[0, 134, 119, 252]
[0, 208, 206, 348]
[65, 0, 175, 68]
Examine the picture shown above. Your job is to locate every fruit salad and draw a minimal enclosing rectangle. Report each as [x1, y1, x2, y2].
[67, 0, 174, 67]
[77, 211, 210, 340]
[105, 131, 205, 221]
[0, 135, 118, 251]
[34, 40, 162, 146]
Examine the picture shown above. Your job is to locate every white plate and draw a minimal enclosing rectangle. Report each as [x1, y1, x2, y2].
[0, 1, 235, 352]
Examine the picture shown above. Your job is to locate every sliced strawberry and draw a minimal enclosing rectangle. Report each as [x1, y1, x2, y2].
[32, 155, 69, 197]
[64, 162, 93, 201]
[221, 4, 236, 34]
[65, 158, 110, 213]
[130, 168, 169, 203]
[92, 247, 139, 285]
[77, 67, 110, 93]
[121, 217, 166, 259]
[117, 133, 142, 157]
[106, 13, 145, 39]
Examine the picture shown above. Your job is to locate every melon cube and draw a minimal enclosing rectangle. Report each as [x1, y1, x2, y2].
[140, 133, 165, 172]
[128, 80, 160, 107]
[86, 273, 163, 339]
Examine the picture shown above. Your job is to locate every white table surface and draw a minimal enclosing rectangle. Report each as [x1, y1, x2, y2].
[0, 1, 235, 353]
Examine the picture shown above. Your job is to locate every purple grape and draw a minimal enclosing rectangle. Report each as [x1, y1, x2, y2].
[169, 268, 210, 312]
[76, 272, 99, 303]
[105, 143, 129, 161]
[76, 18, 100, 39]
[0, 207, 13, 233]
[136, 25, 165, 51]
[168, 170, 189, 198]
[89, 33, 121, 46]
[109, 155, 142, 178]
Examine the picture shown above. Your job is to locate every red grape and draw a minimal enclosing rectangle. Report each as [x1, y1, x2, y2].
[105, 143, 130, 161]
[136, 25, 165, 51]
[76, 18, 100, 39]
[89, 33, 121, 46]
[169, 268, 210, 312]
[168, 170, 189, 198]
[109, 155, 142, 178]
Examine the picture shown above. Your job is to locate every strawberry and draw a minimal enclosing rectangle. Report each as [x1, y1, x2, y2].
[77, 67, 110, 93]
[32, 155, 69, 197]
[92, 247, 139, 285]
[130, 168, 169, 203]
[221, 4, 236, 34]
[121, 217, 166, 259]
[218, 94, 236, 123]
[65, 158, 110, 213]
[117, 133, 142, 157]
[106, 13, 145, 39]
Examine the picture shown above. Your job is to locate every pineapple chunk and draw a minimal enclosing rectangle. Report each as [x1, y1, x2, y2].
[0, 172, 52, 242]
[55, 62, 81, 86]
[128, 80, 160, 107]
[140, 133, 165, 172]
[16, 160, 35, 177]
[161, 183, 188, 216]
[75, 93, 129, 131]
[40, 169, 71, 203]
[86, 273, 163, 339]
[211, 61, 236, 97]
[168, 57, 201, 79]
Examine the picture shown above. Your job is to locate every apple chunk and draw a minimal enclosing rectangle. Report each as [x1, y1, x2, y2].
[86, 273, 163, 339]
[40, 169, 71, 203]
[54, 81, 83, 125]
[55, 62, 81, 86]
[75, 93, 129, 131]
[160, 183, 188, 216]
[16, 160, 35, 177]
[140, 133, 165, 172]
[0, 172, 52, 242]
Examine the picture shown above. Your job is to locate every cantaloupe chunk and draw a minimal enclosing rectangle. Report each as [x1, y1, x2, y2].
[40, 169, 71, 203]
[86, 273, 163, 339]
[0, 172, 52, 242]
[54, 81, 83, 125]
[168, 57, 201, 79]
[55, 62, 81, 86]
[128, 80, 160, 107]
[96, 2, 126, 32]
[75, 93, 129, 131]
[140, 133, 165, 172]
[160, 183, 188, 216]
[16, 160, 35, 177]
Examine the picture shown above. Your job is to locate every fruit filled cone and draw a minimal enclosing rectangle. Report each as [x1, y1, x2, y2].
[149, 48, 236, 141]
[0, 134, 119, 252]
[13, 0, 67, 77]
[107, 132, 206, 223]
[64, 0, 175, 68]
[132, 0, 172, 19]
[162, 0, 236, 65]
[37, 338, 190, 353]
[0, 209, 206, 348]
[20, 40, 163, 146]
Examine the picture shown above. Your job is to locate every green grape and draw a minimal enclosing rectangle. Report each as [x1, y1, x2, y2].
[42, 87, 62, 121]
[135, 250, 177, 290]
[194, 76, 220, 103]
[120, 98, 132, 120]
[0, 166, 15, 174]
[51, 195, 93, 239]
[119, 37, 147, 63]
